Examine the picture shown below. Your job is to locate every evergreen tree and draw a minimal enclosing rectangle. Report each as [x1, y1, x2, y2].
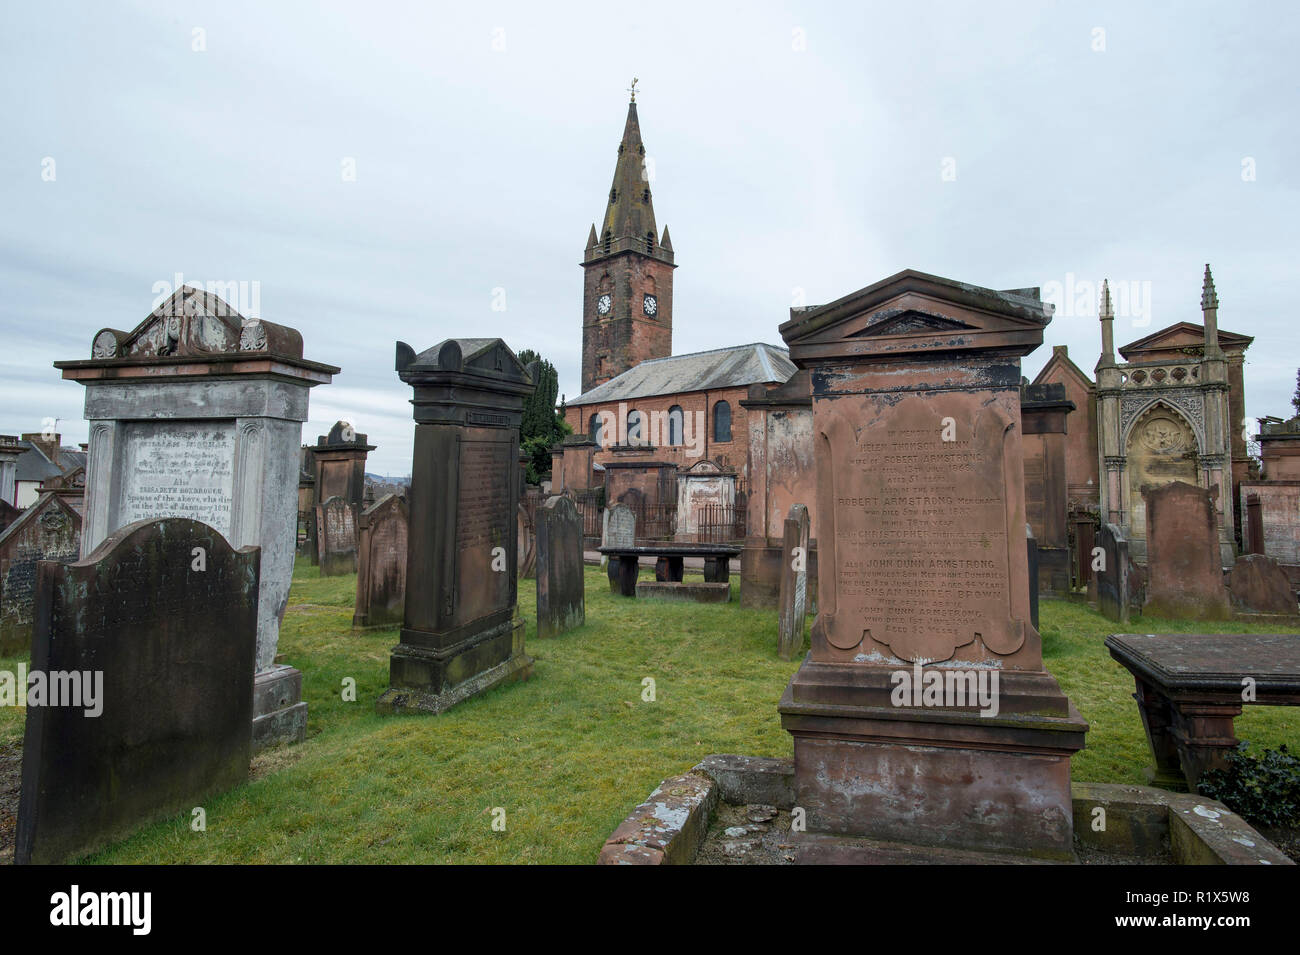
[515, 349, 570, 484]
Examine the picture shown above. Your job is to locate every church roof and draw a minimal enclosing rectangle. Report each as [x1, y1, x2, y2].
[571, 343, 795, 405]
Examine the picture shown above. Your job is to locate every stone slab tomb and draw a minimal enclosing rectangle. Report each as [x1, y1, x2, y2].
[776, 269, 1088, 860]
[776, 503, 810, 661]
[16, 518, 257, 864]
[536, 495, 585, 637]
[635, 580, 730, 603]
[55, 286, 337, 750]
[0, 493, 82, 656]
[353, 493, 408, 628]
[317, 495, 359, 577]
[1142, 481, 1231, 620]
[376, 338, 535, 715]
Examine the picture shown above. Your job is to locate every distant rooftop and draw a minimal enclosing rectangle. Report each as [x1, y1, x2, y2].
[571, 343, 795, 405]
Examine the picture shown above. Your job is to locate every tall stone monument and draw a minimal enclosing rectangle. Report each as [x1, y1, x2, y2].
[307, 420, 374, 565]
[376, 338, 535, 714]
[17, 518, 257, 864]
[777, 270, 1089, 860]
[55, 286, 337, 750]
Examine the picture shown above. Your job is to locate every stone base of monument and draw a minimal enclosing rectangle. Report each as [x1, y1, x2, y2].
[375, 612, 533, 715]
[778, 660, 1089, 860]
[635, 580, 731, 603]
[252, 664, 308, 753]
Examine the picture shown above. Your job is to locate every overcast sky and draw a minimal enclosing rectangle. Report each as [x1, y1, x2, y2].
[2, 1, 1296, 475]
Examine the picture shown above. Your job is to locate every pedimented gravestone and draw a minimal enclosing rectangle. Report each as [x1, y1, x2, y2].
[376, 338, 535, 715]
[777, 504, 810, 661]
[55, 286, 337, 750]
[1142, 481, 1231, 620]
[16, 518, 257, 864]
[353, 493, 408, 628]
[306, 421, 374, 566]
[603, 503, 636, 594]
[777, 270, 1088, 859]
[0, 493, 82, 656]
[536, 495, 585, 638]
[317, 495, 358, 576]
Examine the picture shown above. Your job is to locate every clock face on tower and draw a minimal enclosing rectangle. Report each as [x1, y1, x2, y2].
[597, 293, 612, 316]
[643, 294, 658, 317]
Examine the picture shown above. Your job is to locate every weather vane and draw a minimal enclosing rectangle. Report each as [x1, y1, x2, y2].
[628, 77, 638, 102]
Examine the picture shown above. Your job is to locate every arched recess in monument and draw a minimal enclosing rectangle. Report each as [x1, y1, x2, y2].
[1123, 400, 1200, 542]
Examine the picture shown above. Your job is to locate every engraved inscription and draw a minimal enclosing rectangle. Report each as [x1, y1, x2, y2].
[120, 422, 235, 535]
[456, 441, 514, 550]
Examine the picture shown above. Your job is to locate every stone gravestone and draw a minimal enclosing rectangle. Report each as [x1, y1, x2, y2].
[0, 493, 82, 656]
[56, 286, 336, 751]
[316, 495, 359, 576]
[777, 270, 1088, 860]
[518, 503, 537, 579]
[1093, 522, 1132, 624]
[16, 518, 257, 864]
[536, 495, 585, 638]
[307, 421, 374, 566]
[376, 338, 535, 715]
[1226, 554, 1298, 615]
[1026, 524, 1039, 631]
[353, 493, 408, 628]
[1142, 481, 1231, 620]
[776, 504, 810, 661]
[603, 503, 636, 594]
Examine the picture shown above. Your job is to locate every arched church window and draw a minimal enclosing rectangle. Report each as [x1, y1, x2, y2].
[667, 406, 683, 446]
[646, 231, 655, 252]
[589, 413, 603, 446]
[713, 401, 732, 443]
[627, 409, 644, 445]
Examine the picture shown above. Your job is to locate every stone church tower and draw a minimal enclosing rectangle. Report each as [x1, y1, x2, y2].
[581, 92, 675, 395]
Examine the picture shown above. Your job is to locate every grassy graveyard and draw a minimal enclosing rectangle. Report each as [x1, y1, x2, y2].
[1, 559, 1298, 864]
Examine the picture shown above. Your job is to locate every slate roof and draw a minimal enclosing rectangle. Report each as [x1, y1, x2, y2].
[14, 441, 85, 483]
[571, 343, 795, 405]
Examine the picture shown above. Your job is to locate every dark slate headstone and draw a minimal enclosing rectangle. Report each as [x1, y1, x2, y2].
[316, 495, 358, 577]
[16, 518, 257, 864]
[536, 495, 585, 638]
[1094, 522, 1131, 624]
[1026, 524, 1039, 631]
[1226, 554, 1298, 615]
[376, 338, 534, 715]
[0, 494, 82, 656]
[1142, 481, 1231, 620]
[353, 493, 408, 628]
[777, 503, 810, 661]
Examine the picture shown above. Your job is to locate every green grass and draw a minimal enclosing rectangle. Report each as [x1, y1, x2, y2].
[2, 561, 1298, 863]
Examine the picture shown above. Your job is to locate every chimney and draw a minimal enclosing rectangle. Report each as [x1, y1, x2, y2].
[21, 431, 61, 462]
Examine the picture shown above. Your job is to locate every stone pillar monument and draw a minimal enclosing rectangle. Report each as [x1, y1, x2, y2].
[376, 338, 535, 714]
[777, 270, 1088, 860]
[55, 286, 337, 750]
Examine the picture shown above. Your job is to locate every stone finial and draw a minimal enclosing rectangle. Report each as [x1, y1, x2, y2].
[1100, 279, 1114, 320]
[1201, 263, 1219, 311]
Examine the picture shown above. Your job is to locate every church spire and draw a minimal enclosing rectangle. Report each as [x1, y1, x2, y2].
[1201, 263, 1222, 357]
[589, 86, 672, 265]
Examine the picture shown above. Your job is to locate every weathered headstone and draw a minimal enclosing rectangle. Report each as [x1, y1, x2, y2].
[0, 493, 82, 656]
[56, 286, 335, 751]
[317, 495, 358, 576]
[307, 421, 374, 566]
[1226, 554, 1298, 615]
[15, 518, 257, 864]
[518, 503, 537, 579]
[777, 270, 1087, 859]
[376, 338, 535, 715]
[353, 493, 408, 628]
[776, 504, 810, 661]
[1026, 524, 1039, 631]
[1142, 481, 1231, 620]
[603, 503, 635, 592]
[536, 495, 585, 637]
[1093, 522, 1132, 624]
